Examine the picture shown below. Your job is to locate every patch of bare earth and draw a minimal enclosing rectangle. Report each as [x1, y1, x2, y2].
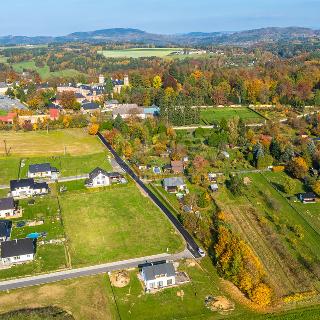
[109, 271, 130, 288]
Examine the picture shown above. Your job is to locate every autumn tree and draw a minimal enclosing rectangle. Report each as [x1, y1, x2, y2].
[287, 157, 309, 179]
[59, 91, 79, 110]
[88, 123, 100, 135]
[283, 176, 296, 194]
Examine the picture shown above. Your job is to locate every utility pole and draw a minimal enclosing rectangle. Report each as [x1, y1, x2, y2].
[3, 140, 11, 156]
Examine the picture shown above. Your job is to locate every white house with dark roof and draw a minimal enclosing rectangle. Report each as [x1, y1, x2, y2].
[27, 163, 59, 179]
[10, 179, 49, 199]
[0, 197, 16, 218]
[1, 238, 35, 264]
[141, 261, 176, 291]
[85, 168, 126, 188]
[85, 168, 111, 188]
[81, 102, 101, 115]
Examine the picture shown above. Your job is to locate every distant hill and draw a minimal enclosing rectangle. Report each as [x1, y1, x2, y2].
[0, 27, 319, 46]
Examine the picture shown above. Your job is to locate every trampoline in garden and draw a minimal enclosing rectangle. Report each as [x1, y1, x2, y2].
[153, 167, 161, 174]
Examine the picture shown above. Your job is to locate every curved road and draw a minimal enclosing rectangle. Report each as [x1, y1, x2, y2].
[0, 250, 192, 291]
[97, 132, 201, 258]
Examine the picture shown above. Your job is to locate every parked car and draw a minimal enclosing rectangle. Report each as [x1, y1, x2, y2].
[198, 248, 206, 257]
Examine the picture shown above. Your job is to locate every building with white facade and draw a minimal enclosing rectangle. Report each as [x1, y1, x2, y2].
[27, 163, 59, 179]
[10, 179, 49, 199]
[1, 238, 35, 264]
[141, 261, 176, 291]
[0, 197, 16, 218]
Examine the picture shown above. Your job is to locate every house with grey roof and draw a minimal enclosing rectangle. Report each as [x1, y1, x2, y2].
[10, 179, 49, 199]
[81, 102, 100, 115]
[27, 163, 59, 179]
[85, 168, 126, 188]
[162, 177, 186, 193]
[140, 261, 176, 291]
[112, 104, 145, 119]
[1, 238, 35, 264]
[0, 197, 16, 218]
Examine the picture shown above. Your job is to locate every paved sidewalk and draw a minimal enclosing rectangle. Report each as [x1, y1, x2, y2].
[0, 249, 192, 291]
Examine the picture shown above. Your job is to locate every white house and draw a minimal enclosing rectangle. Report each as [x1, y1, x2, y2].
[0, 197, 16, 218]
[1, 238, 35, 264]
[10, 179, 49, 199]
[27, 163, 59, 179]
[85, 168, 126, 188]
[85, 168, 111, 188]
[162, 177, 187, 193]
[141, 261, 176, 291]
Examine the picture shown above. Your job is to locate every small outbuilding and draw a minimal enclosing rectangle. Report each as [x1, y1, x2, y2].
[299, 192, 316, 204]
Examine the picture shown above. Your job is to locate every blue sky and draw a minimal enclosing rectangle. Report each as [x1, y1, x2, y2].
[0, 0, 319, 36]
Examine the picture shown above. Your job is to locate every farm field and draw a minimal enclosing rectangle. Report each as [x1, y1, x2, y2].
[11, 60, 82, 79]
[59, 182, 184, 267]
[0, 129, 105, 156]
[214, 172, 320, 299]
[98, 47, 181, 58]
[200, 107, 265, 124]
[0, 275, 116, 320]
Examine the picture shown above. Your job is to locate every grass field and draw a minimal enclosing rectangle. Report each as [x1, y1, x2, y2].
[200, 107, 265, 124]
[214, 172, 320, 298]
[262, 171, 320, 239]
[11, 60, 82, 79]
[98, 48, 181, 58]
[0, 129, 105, 157]
[59, 183, 184, 267]
[0, 275, 116, 320]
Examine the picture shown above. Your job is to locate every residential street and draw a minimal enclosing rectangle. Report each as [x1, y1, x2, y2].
[0, 249, 192, 291]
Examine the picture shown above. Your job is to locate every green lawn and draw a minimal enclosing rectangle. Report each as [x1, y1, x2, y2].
[98, 48, 181, 58]
[59, 183, 184, 267]
[19, 152, 112, 178]
[11, 60, 82, 80]
[11, 195, 64, 240]
[200, 107, 265, 125]
[0, 157, 20, 184]
[0, 244, 67, 281]
[263, 171, 320, 240]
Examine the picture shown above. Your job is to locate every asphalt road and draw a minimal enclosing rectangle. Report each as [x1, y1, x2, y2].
[0, 250, 192, 291]
[97, 132, 201, 258]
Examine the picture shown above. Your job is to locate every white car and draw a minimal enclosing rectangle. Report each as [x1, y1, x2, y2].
[198, 248, 206, 257]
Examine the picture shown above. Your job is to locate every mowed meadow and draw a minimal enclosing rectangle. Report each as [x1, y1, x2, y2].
[98, 48, 181, 58]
